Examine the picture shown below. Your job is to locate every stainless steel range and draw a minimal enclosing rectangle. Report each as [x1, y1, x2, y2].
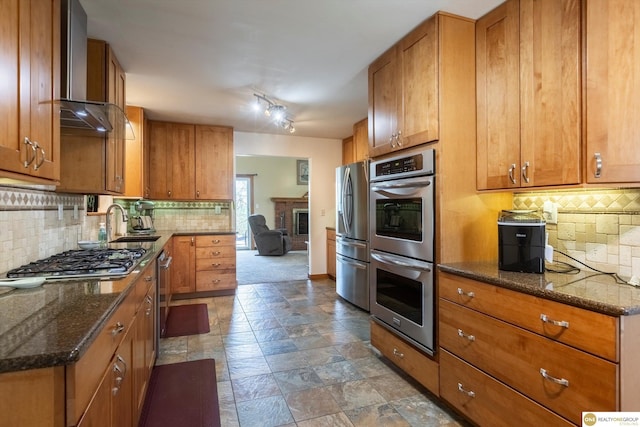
[7, 248, 147, 280]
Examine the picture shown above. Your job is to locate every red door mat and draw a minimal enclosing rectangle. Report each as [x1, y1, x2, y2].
[163, 304, 210, 337]
[139, 359, 220, 427]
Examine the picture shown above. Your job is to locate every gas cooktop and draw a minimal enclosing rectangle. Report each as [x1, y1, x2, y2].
[6, 247, 147, 280]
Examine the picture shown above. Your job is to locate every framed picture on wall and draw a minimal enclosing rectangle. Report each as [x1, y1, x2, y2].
[297, 160, 309, 185]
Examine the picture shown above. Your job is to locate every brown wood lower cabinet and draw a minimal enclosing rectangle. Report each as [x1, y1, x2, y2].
[370, 320, 439, 396]
[195, 235, 236, 291]
[326, 228, 336, 280]
[437, 271, 640, 426]
[71, 260, 157, 427]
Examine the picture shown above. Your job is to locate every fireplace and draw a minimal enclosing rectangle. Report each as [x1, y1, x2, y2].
[271, 197, 308, 250]
[293, 209, 309, 235]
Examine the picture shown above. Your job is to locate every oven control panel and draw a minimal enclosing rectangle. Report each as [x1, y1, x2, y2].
[371, 148, 435, 181]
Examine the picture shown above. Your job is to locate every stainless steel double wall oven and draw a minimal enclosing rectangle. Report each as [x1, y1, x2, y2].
[369, 147, 436, 355]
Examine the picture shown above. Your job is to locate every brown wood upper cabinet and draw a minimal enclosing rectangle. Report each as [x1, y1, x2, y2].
[58, 39, 127, 194]
[342, 118, 368, 164]
[147, 121, 233, 200]
[476, 0, 581, 190]
[585, 0, 640, 184]
[0, 0, 60, 184]
[368, 15, 438, 158]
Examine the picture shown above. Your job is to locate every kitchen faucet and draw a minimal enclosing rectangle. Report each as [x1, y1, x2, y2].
[105, 203, 129, 242]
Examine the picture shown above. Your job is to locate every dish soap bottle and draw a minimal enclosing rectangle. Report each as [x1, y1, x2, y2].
[98, 222, 107, 247]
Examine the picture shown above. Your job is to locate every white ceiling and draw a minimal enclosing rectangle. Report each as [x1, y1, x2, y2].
[80, 0, 503, 140]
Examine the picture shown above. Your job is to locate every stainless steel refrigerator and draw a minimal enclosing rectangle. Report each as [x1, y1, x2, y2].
[335, 160, 369, 311]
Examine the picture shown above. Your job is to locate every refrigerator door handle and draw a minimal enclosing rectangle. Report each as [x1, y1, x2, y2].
[341, 167, 352, 234]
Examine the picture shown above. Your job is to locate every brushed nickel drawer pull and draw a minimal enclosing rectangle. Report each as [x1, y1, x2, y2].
[457, 329, 475, 342]
[457, 288, 475, 298]
[392, 348, 404, 358]
[540, 368, 569, 387]
[457, 383, 475, 398]
[145, 275, 153, 282]
[540, 314, 569, 329]
[212, 239, 220, 244]
[111, 321, 125, 336]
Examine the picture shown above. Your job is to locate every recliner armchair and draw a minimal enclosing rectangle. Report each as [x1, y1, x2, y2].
[248, 214, 292, 256]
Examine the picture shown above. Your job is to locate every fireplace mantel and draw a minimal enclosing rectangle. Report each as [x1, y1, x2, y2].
[270, 197, 308, 203]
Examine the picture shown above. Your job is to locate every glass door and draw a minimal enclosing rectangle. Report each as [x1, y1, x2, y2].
[235, 175, 253, 249]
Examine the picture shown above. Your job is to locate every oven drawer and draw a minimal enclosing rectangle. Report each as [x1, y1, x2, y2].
[370, 319, 439, 395]
[438, 272, 618, 361]
[440, 350, 574, 427]
[439, 299, 617, 425]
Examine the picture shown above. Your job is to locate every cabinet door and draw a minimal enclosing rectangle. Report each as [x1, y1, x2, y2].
[147, 121, 171, 199]
[519, 0, 581, 188]
[171, 236, 196, 293]
[398, 16, 438, 148]
[341, 136, 354, 165]
[586, 0, 640, 183]
[124, 106, 144, 197]
[368, 47, 398, 158]
[0, 0, 59, 182]
[195, 125, 233, 199]
[112, 327, 133, 427]
[169, 123, 195, 199]
[105, 47, 126, 193]
[352, 118, 368, 162]
[476, 0, 520, 190]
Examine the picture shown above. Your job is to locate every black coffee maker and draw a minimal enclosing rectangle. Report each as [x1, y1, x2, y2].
[498, 210, 546, 274]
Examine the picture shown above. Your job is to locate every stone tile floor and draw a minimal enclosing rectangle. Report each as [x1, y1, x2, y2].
[156, 278, 470, 427]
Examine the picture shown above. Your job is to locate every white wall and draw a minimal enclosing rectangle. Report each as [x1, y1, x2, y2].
[234, 131, 342, 276]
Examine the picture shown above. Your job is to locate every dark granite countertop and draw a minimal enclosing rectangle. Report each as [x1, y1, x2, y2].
[438, 262, 640, 317]
[0, 230, 232, 374]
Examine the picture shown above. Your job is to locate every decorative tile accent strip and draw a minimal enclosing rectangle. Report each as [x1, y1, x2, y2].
[514, 188, 640, 214]
[115, 199, 231, 210]
[0, 185, 84, 211]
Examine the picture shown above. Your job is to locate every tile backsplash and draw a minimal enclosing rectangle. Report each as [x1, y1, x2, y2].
[0, 186, 233, 277]
[514, 188, 640, 279]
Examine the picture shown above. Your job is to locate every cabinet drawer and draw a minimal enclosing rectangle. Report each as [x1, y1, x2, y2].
[370, 320, 439, 396]
[195, 235, 235, 247]
[439, 272, 618, 361]
[195, 256, 236, 272]
[440, 350, 574, 427]
[439, 299, 617, 425]
[195, 247, 235, 260]
[196, 271, 236, 291]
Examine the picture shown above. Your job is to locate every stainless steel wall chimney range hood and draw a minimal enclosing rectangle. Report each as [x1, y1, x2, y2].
[60, 0, 127, 135]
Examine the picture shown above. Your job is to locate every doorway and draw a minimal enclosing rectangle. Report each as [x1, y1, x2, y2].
[235, 175, 254, 249]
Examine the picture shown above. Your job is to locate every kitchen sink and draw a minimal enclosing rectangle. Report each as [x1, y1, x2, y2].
[110, 235, 161, 243]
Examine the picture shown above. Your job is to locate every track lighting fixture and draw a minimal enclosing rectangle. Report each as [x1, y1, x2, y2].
[253, 93, 296, 133]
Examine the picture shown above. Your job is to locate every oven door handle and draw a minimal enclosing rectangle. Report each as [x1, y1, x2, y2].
[371, 179, 432, 194]
[337, 255, 368, 270]
[371, 251, 432, 272]
[336, 237, 367, 249]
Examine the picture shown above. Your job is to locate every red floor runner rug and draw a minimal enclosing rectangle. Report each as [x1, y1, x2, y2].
[139, 359, 220, 427]
[163, 304, 210, 337]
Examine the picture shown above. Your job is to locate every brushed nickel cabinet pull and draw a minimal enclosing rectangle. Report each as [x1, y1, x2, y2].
[457, 383, 475, 398]
[521, 161, 530, 183]
[540, 313, 569, 328]
[111, 321, 125, 336]
[594, 152, 602, 178]
[540, 368, 569, 387]
[23, 137, 37, 168]
[457, 328, 475, 342]
[196, 190, 200, 198]
[392, 348, 404, 358]
[34, 145, 46, 170]
[457, 288, 475, 298]
[508, 163, 517, 184]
